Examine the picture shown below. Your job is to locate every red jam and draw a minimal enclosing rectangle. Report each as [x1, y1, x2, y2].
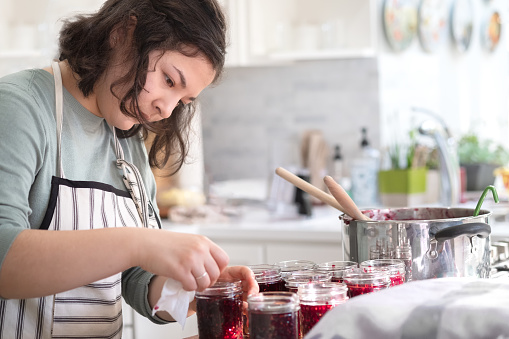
[300, 303, 334, 336]
[249, 310, 299, 339]
[346, 282, 388, 297]
[258, 279, 286, 292]
[196, 281, 244, 339]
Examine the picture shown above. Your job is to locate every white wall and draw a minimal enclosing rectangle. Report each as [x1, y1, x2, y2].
[376, 0, 509, 149]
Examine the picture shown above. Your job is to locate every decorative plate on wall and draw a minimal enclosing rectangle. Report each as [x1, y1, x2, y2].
[418, 0, 448, 53]
[383, 0, 419, 52]
[481, 11, 501, 52]
[450, 0, 474, 53]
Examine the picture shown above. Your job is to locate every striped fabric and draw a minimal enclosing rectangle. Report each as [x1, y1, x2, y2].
[0, 61, 159, 338]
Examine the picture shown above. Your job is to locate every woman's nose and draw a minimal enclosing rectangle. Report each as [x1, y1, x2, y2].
[156, 98, 180, 120]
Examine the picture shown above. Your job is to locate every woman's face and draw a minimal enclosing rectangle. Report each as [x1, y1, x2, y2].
[95, 49, 216, 130]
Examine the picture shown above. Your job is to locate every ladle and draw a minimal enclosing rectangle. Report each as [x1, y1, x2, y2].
[275, 167, 347, 214]
[323, 175, 372, 221]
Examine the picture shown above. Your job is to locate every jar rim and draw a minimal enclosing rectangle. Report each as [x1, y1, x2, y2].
[196, 280, 242, 297]
[248, 291, 300, 313]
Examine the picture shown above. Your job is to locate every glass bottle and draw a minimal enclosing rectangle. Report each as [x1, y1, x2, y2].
[248, 292, 300, 339]
[298, 282, 349, 336]
[196, 280, 243, 339]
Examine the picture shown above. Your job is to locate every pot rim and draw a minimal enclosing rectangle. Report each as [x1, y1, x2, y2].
[340, 207, 492, 223]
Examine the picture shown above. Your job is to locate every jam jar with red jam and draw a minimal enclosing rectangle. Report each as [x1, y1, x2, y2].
[284, 271, 332, 293]
[360, 259, 406, 286]
[298, 282, 349, 336]
[196, 280, 243, 339]
[316, 261, 358, 282]
[275, 260, 317, 280]
[248, 292, 300, 339]
[248, 264, 285, 292]
[343, 271, 391, 298]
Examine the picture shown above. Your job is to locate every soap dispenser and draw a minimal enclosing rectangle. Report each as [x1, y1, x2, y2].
[331, 144, 343, 183]
[350, 127, 380, 207]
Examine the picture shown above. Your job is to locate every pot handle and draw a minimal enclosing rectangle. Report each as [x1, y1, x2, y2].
[434, 222, 491, 242]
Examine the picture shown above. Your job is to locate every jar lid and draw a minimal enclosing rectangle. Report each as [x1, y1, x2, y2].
[248, 292, 300, 313]
[196, 280, 242, 297]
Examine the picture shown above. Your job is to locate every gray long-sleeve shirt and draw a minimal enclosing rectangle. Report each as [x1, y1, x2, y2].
[0, 68, 168, 324]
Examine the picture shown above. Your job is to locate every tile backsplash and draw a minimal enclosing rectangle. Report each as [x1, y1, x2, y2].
[199, 58, 380, 182]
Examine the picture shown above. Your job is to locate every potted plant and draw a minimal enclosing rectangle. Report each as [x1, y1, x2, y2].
[457, 133, 509, 191]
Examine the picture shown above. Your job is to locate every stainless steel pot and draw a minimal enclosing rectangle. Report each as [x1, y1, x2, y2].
[341, 207, 492, 281]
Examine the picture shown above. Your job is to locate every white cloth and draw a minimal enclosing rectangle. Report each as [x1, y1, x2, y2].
[152, 278, 195, 328]
[305, 277, 509, 339]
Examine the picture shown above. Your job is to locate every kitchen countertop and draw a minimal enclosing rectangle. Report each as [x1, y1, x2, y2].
[161, 204, 343, 243]
[161, 202, 509, 239]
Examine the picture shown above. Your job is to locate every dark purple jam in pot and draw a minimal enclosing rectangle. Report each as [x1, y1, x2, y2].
[196, 281, 243, 339]
[300, 303, 334, 336]
[249, 310, 298, 339]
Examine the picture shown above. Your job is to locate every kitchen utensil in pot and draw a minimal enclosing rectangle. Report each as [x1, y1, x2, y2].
[275, 167, 347, 213]
[474, 185, 499, 216]
[323, 176, 371, 221]
[341, 207, 492, 280]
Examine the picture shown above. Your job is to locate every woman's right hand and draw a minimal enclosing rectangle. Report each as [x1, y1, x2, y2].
[135, 229, 229, 292]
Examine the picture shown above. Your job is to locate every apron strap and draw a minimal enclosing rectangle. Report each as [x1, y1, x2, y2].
[111, 127, 150, 229]
[51, 61, 66, 179]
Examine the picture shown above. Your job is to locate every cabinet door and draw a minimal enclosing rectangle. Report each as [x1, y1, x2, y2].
[213, 241, 266, 265]
[266, 242, 343, 264]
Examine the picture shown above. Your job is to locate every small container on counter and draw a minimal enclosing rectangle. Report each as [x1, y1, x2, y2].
[248, 292, 300, 339]
[248, 264, 285, 292]
[195, 280, 243, 339]
[360, 259, 406, 286]
[316, 261, 358, 282]
[284, 270, 332, 293]
[298, 282, 349, 336]
[343, 271, 391, 298]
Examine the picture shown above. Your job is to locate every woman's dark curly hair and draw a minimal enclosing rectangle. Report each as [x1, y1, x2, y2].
[58, 0, 226, 174]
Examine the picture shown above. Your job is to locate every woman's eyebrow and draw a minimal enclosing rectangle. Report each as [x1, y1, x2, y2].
[173, 66, 186, 88]
[173, 65, 196, 101]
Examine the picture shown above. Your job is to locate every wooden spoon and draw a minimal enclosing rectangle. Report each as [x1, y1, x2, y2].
[275, 167, 347, 214]
[323, 175, 372, 221]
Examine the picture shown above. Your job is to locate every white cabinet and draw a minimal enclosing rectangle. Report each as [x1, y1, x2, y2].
[221, 0, 377, 66]
[0, 0, 104, 77]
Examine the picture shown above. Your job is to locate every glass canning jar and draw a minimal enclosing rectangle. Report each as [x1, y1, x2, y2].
[284, 270, 332, 293]
[343, 271, 391, 298]
[316, 261, 358, 282]
[248, 292, 300, 339]
[360, 259, 406, 286]
[195, 280, 243, 339]
[248, 264, 285, 292]
[298, 282, 349, 336]
[274, 259, 317, 279]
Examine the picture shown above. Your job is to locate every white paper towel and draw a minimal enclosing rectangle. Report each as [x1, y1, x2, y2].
[152, 278, 195, 328]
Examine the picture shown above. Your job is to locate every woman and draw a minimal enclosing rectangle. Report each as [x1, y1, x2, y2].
[0, 0, 257, 337]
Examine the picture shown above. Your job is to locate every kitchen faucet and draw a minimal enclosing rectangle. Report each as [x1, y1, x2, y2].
[412, 107, 461, 207]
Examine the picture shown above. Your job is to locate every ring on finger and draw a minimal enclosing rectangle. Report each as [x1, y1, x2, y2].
[195, 271, 208, 280]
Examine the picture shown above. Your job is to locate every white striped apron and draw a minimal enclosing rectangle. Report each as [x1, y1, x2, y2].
[0, 62, 160, 338]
